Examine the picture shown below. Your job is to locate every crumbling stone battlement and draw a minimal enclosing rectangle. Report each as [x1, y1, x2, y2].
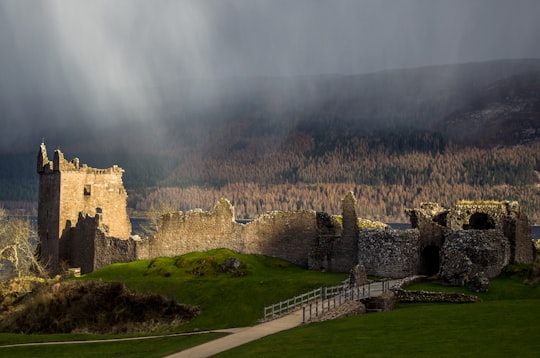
[38, 145, 124, 175]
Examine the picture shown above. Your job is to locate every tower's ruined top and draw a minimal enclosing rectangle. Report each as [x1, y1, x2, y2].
[36, 143, 124, 175]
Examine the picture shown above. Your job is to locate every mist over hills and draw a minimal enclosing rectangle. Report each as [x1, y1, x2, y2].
[1, 59, 540, 221]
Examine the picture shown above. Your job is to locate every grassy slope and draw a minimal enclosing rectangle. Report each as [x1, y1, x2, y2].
[0, 249, 345, 357]
[215, 269, 540, 357]
[78, 249, 347, 331]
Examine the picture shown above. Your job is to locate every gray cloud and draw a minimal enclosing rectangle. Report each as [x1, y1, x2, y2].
[1, 0, 540, 150]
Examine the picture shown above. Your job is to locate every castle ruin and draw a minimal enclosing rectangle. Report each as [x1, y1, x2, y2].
[37, 143, 131, 272]
[37, 144, 535, 285]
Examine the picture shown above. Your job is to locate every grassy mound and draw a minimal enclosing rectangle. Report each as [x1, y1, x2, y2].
[0, 280, 200, 334]
[80, 249, 347, 330]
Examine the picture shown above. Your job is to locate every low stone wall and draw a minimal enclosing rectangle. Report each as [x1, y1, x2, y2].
[392, 289, 480, 303]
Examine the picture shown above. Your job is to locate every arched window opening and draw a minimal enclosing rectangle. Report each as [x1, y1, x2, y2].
[464, 213, 495, 230]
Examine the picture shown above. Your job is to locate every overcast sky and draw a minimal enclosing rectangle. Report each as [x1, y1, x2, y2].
[1, 0, 540, 150]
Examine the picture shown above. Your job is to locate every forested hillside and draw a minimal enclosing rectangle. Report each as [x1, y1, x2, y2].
[133, 140, 540, 223]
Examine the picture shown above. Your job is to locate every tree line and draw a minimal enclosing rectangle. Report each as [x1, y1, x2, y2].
[133, 138, 540, 224]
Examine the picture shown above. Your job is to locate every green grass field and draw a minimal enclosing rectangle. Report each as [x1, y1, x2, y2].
[0, 252, 538, 357]
[215, 299, 540, 357]
[215, 265, 540, 357]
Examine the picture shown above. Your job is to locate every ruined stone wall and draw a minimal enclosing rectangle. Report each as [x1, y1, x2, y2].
[137, 199, 242, 259]
[242, 210, 318, 267]
[137, 199, 319, 268]
[67, 213, 138, 274]
[93, 233, 138, 273]
[439, 230, 510, 284]
[447, 201, 533, 264]
[357, 228, 421, 278]
[447, 202, 507, 230]
[65, 213, 97, 274]
[505, 203, 534, 264]
[308, 212, 342, 271]
[407, 202, 448, 246]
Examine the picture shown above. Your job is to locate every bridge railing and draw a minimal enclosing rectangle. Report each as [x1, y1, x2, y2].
[263, 287, 322, 321]
[263, 279, 392, 322]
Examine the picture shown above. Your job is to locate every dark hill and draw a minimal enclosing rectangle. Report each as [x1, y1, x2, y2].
[442, 71, 540, 146]
[149, 58, 540, 157]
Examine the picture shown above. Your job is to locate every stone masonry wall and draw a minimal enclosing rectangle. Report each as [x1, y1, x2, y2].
[505, 203, 534, 264]
[440, 230, 510, 281]
[137, 199, 320, 268]
[59, 169, 131, 240]
[357, 228, 421, 278]
[447, 201, 533, 264]
[64, 213, 96, 274]
[137, 199, 242, 260]
[241, 210, 318, 267]
[67, 213, 138, 274]
[94, 233, 138, 274]
[307, 212, 343, 271]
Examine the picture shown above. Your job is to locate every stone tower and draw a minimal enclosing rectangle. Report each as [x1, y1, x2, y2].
[37, 143, 131, 272]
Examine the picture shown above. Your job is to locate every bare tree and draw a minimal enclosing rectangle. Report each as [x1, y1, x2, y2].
[0, 208, 47, 278]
